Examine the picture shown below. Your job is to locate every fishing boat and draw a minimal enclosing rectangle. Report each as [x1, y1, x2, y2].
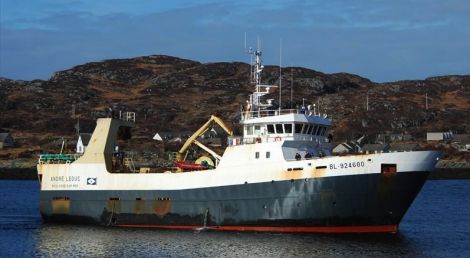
[37, 49, 440, 233]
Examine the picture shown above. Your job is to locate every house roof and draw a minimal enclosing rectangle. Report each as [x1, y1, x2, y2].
[333, 143, 351, 152]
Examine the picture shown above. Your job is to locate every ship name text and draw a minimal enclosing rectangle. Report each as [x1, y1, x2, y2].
[50, 176, 81, 182]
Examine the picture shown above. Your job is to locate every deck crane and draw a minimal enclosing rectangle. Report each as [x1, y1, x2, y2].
[175, 115, 233, 171]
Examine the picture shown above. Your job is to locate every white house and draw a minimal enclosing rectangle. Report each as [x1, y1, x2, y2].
[332, 141, 362, 154]
[76, 133, 92, 154]
[426, 132, 454, 141]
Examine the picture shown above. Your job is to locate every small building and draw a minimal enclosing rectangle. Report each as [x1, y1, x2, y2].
[361, 143, 390, 153]
[155, 131, 193, 141]
[427, 132, 453, 141]
[332, 141, 361, 154]
[333, 143, 353, 154]
[0, 133, 14, 149]
[76, 133, 92, 154]
[453, 134, 470, 151]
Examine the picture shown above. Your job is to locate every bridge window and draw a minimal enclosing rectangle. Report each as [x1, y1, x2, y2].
[284, 124, 292, 133]
[307, 125, 314, 134]
[302, 125, 310, 134]
[254, 125, 261, 135]
[311, 125, 318, 135]
[320, 127, 327, 136]
[246, 125, 253, 135]
[267, 124, 275, 134]
[314, 126, 321, 135]
[295, 123, 303, 134]
[275, 124, 284, 134]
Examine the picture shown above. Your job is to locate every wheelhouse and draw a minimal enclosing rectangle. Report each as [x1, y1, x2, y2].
[241, 112, 331, 143]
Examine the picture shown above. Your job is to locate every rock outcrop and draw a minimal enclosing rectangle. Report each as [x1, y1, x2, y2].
[0, 55, 469, 154]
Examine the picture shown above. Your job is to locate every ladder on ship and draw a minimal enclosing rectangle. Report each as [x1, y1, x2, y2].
[123, 158, 136, 173]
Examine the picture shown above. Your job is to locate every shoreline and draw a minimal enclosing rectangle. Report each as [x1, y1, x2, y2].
[1, 167, 469, 180]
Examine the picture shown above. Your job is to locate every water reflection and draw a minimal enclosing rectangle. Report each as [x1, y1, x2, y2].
[32, 224, 422, 257]
[1, 180, 469, 257]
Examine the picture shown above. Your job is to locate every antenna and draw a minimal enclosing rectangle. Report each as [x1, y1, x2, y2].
[244, 32, 254, 84]
[279, 38, 282, 112]
[243, 35, 278, 112]
[290, 65, 293, 109]
[244, 32, 247, 49]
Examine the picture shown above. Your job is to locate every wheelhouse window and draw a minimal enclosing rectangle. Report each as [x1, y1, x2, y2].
[295, 123, 303, 134]
[246, 125, 254, 135]
[275, 124, 284, 134]
[267, 124, 275, 134]
[315, 126, 321, 135]
[254, 125, 261, 135]
[307, 125, 315, 135]
[311, 125, 318, 135]
[302, 125, 310, 134]
[320, 127, 327, 136]
[284, 124, 292, 133]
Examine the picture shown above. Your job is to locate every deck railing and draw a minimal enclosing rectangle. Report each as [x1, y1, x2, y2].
[241, 108, 324, 121]
[38, 154, 81, 164]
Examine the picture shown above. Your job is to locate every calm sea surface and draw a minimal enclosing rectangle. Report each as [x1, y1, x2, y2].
[0, 179, 469, 258]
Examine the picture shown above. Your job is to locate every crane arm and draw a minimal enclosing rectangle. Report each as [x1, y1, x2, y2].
[176, 115, 233, 162]
[193, 140, 222, 161]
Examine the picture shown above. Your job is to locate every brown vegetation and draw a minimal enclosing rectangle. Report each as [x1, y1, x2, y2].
[0, 55, 469, 162]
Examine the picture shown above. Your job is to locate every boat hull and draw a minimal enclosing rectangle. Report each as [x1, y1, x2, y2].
[40, 170, 429, 233]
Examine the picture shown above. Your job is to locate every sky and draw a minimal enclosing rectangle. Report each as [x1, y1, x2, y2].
[1, 0, 469, 82]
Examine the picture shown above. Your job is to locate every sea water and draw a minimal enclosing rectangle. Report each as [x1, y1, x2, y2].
[0, 179, 469, 257]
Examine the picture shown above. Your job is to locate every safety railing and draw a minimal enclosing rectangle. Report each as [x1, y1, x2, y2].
[38, 154, 81, 164]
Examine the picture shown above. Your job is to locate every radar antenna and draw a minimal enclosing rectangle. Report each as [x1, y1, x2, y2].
[244, 35, 278, 111]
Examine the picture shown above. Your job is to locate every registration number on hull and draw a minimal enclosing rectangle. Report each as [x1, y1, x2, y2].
[330, 161, 365, 170]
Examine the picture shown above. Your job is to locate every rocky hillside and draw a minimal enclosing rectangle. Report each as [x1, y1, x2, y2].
[1, 55, 469, 156]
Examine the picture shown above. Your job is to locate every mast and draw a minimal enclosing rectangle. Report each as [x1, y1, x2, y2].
[279, 38, 282, 112]
[290, 66, 293, 109]
[245, 39, 277, 111]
